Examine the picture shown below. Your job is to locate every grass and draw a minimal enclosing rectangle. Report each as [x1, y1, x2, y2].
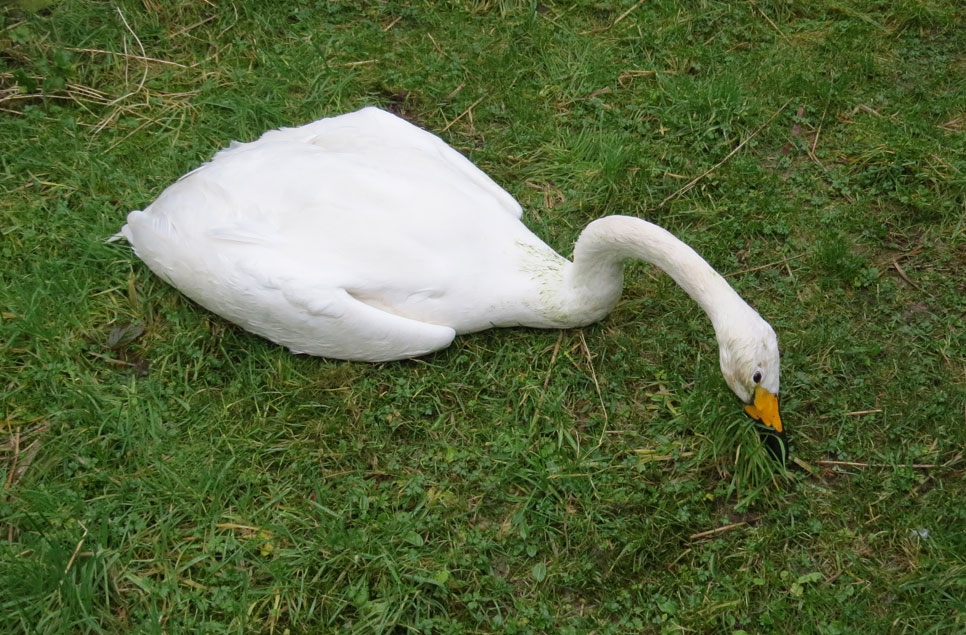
[1, 0, 965, 632]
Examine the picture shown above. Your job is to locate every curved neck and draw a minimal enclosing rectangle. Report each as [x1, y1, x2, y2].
[568, 216, 752, 330]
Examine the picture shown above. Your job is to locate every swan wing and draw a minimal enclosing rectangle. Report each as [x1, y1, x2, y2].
[271, 283, 458, 362]
[124, 205, 456, 361]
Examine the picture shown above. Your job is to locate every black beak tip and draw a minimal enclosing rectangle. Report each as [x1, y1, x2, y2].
[759, 427, 788, 465]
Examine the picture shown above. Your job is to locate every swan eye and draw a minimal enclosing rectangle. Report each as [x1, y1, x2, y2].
[753, 371, 763, 384]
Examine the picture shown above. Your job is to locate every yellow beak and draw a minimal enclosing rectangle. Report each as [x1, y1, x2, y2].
[744, 385, 783, 433]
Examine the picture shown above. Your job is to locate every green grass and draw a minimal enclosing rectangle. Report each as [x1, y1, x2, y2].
[2, 0, 965, 632]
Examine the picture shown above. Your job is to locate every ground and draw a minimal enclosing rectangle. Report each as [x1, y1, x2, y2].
[1, 0, 964, 633]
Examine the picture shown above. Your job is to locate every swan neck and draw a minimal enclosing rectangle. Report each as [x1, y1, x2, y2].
[571, 216, 749, 328]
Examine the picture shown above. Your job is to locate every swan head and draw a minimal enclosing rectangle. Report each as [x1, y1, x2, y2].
[716, 312, 786, 460]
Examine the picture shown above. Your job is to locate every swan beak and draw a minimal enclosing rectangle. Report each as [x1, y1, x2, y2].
[744, 386, 787, 462]
[744, 385, 782, 433]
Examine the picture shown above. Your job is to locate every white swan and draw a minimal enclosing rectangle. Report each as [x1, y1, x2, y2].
[121, 106, 783, 441]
